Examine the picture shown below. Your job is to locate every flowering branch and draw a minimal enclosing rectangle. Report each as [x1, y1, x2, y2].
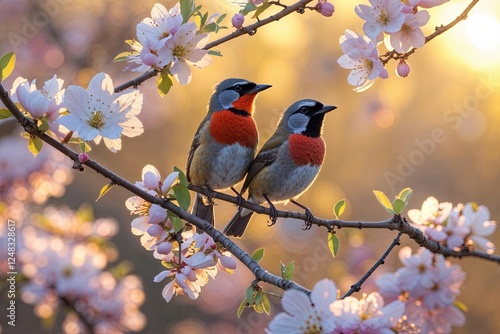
[0, 83, 310, 295]
[112, 0, 315, 93]
[380, 0, 480, 64]
[342, 232, 402, 298]
[59, 294, 95, 333]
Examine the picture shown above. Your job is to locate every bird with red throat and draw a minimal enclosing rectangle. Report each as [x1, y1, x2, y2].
[186, 78, 272, 226]
[224, 99, 336, 237]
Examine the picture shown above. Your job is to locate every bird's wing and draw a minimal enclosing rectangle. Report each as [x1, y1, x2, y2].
[186, 114, 211, 182]
[240, 135, 283, 193]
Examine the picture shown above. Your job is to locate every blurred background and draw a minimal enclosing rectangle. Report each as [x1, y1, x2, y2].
[1, 0, 500, 333]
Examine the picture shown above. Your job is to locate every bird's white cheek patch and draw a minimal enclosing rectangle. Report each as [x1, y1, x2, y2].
[288, 113, 309, 133]
[218, 90, 240, 109]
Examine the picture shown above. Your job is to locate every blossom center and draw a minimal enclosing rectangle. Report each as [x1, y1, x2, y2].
[378, 9, 390, 25]
[88, 110, 106, 129]
[173, 45, 188, 58]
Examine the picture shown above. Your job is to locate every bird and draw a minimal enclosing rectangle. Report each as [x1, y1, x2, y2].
[186, 78, 272, 227]
[223, 99, 336, 238]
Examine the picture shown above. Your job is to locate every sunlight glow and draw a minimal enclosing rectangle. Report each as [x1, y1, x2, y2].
[465, 13, 500, 51]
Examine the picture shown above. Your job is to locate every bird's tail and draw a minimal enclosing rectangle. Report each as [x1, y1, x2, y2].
[192, 193, 214, 228]
[223, 208, 254, 238]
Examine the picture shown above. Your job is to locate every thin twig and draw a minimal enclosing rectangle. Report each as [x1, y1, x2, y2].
[342, 232, 403, 298]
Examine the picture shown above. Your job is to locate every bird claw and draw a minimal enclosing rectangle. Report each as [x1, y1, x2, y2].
[302, 208, 315, 230]
[267, 205, 279, 226]
[231, 187, 245, 208]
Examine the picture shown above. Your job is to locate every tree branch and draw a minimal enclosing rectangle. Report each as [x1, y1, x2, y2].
[381, 0, 480, 64]
[342, 233, 402, 298]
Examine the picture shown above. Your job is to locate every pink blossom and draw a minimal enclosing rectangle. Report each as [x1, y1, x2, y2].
[77, 152, 89, 163]
[396, 59, 411, 77]
[408, 196, 453, 243]
[231, 13, 244, 29]
[267, 279, 338, 334]
[389, 10, 430, 52]
[397, 247, 437, 295]
[316, 0, 335, 17]
[417, 0, 450, 8]
[443, 207, 470, 249]
[355, 0, 405, 39]
[463, 203, 497, 253]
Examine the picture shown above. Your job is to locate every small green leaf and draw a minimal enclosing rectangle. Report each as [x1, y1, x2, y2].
[328, 232, 339, 258]
[254, 291, 263, 305]
[237, 298, 247, 318]
[170, 215, 184, 233]
[252, 2, 272, 18]
[27, 137, 43, 157]
[240, 2, 257, 15]
[37, 117, 50, 133]
[199, 22, 217, 34]
[0, 108, 12, 119]
[392, 198, 405, 214]
[157, 72, 173, 97]
[180, 0, 195, 23]
[96, 183, 114, 201]
[174, 166, 189, 187]
[373, 190, 394, 214]
[172, 184, 191, 211]
[245, 286, 254, 304]
[333, 199, 346, 219]
[208, 50, 223, 57]
[0, 52, 16, 81]
[253, 302, 264, 313]
[251, 248, 264, 263]
[261, 293, 271, 315]
[454, 300, 468, 313]
[397, 187, 413, 205]
[113, 51, 134, 62]
[283, 261, 295, 280]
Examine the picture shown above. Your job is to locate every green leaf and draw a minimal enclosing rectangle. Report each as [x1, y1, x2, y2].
[37, 117, 50, 133]
[113, 51, 134, 62]
[199, 22, 217, 34]
[245, 286, 254, 304]
[157, 72, 173, 97]
[96, 183, 114, 201]
[208, 50, 223, 57]
[261, 293, 271, 315]
[392, 198, 405, 214]
[328, 232, 339, 258]
[170, 215, 184, 233]
[0, 52, 16, 81]
[333, 199, 346, 219]
[240, 2, 257, 15]
[397, 187, 413, 205]
[174, 166, 189, 187]
[253, 302, 264, 313]
[172, 184, 191, 211]
[283, 261, 295, 280]
[373, 190, 394, 214]
[79, 141, 92, 153]
[237, 298, 247, 318]
[180, 0, 195, 23]
[0, 108, 13, 119]
[217, 13, 227, 24]
[254, 291, 263, 305]
[252, 2, 272, 18]
[251, 248, 264, 263]
[27, 137, 43, 157]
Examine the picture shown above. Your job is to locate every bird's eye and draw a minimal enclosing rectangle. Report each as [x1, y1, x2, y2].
[234, 85, 242, 92]
[300, 106, 308, 113]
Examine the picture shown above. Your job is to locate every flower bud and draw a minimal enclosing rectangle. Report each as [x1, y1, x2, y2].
[157, 242, 172, 255]
[396, 59, 411, 78]
[78, 153, 89, 163]
[316, 1, 335, 17]
[231, 13, 244, 29]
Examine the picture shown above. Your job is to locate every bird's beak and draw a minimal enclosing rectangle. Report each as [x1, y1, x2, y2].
[315, 105, 337, 115]
[247, 84, 272, 94]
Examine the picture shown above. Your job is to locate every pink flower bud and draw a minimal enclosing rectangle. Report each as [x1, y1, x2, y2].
[396, 59, 411, 78]
[231, 13, 244, 29]
[157, 242, 172, 255]
[78, 153, 89, 163]
[251, 0, 263, 4]
[219, 255, 237, 270]
[147, 224, 164, 237]
[316, 0, 335, 17]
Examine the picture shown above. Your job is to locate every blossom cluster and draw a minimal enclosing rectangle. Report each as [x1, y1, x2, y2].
[377, 247, 467, 333]
[121, 2, 213, 85]
[267, 279, 405, 333]
[408, 196, 497, 253]
[338, 0, 449, 91]
[2, 205, 146, 332]
[3, 72, 144, 152]
[126, 165, 237, 302]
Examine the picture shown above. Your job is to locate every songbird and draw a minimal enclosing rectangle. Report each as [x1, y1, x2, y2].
[224, 99, 336, 237]
[186, 78, 272, 226]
